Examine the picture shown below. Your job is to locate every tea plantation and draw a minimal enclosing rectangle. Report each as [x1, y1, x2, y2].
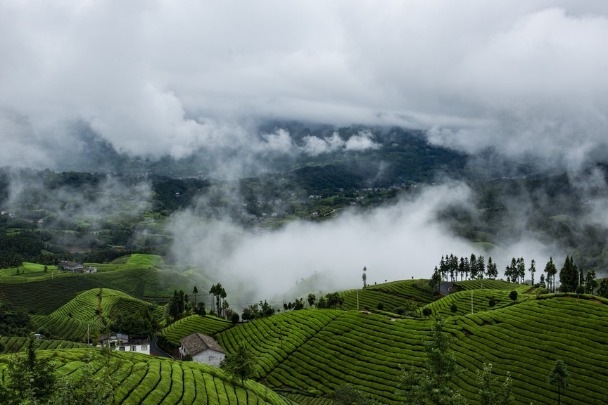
[0, 349, 296, 405]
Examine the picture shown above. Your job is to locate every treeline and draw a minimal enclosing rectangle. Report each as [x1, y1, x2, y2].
[431, 253, 608, 296]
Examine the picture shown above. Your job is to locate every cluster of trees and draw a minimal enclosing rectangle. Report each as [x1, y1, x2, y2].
[110, 306, 161, 339]
[431, 254, 607, 297]
[168, 289, 191, 321]
[209, 283, 228, 317]
[241, 300, 275, 321]
[430, 254, 499, 290]
[316, 292, 344, 309]
[0, 302, 32, 337]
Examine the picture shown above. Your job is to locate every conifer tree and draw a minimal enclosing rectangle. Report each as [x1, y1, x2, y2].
[548, 360, 569, 405]
[559, 256, 579, 293]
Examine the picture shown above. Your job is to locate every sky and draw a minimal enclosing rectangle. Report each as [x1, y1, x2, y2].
[1, 0, 607, 167]
[2, 1, 607, 299]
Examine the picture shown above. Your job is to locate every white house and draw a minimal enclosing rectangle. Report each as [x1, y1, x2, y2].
[98, 333, 150, 355]
[179, 333, 225, 367]
[115, 342, 150, 355]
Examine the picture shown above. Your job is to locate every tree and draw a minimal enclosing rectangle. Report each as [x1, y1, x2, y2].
[429, 267, 441, 293]
[486, 257, 498, 279]
[529, 259, 536, 286]
[584, 270, 597, 294]
[477, 363, 513, 405]
[307, 293, 316, 307]
[544, 257, 557, 292]
[0, 338, 57, 405]
[422, 307, 432, 317]
[598, 278, 608, 298]
[398, 318, 465, 405]
[362, 266, 367, 288]
[450, 303, 458, 314]
[231, 312, 240, 324]
[508, 291, 518, 302]
[221, 341, 256, 385]
[548, 360, 569, 405]
[193, 286, 198, 307]
[209, 283, 227, 316]
[477, 256, 486, 280]
[559, 256, 579, 293]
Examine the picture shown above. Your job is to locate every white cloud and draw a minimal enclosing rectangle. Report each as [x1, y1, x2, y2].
[0, 1, 607, 167]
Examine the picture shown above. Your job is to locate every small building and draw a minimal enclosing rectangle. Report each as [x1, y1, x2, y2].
[59, 261, 85, 272]
[58, 261, 97, 273]
[179, 333, 225, 367]
[98, 333, 150, 355]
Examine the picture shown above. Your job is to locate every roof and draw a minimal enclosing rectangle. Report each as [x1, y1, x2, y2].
[180, 333, 225, 356]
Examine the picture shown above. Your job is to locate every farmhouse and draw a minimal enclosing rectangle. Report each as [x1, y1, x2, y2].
[98, 333, 150, 355]
[179, 333, 225, 366]
[58, 260, 97, 273]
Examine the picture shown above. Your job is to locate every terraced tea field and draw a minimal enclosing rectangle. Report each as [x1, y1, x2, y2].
[419, 288, 531, 317]
[0, 257, 207, 314]
[340, 279, 438, 311]
[0, 337, 88, 353]
[217, 295, 608, 404]
[0, 348, 295, 405]
[31, 288, 163, 341]
[160, 315, 235, 346]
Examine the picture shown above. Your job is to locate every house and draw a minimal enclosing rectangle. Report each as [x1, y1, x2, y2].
[98, 333, 150, 355]
[179, 333, 225, 366]
[58, 261, 97, 273]
[59, 261, 85, 272]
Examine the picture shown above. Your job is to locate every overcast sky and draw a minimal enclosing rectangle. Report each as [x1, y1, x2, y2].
[1, 0, 608, 167]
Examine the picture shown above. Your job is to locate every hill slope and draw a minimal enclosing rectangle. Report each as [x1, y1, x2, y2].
[217, 295, 608, 404]
[31, 288, 163, 341]
[0, 348, 295, 405]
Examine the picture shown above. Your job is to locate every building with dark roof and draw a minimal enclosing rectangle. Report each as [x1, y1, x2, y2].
[179, 333, 225, 366]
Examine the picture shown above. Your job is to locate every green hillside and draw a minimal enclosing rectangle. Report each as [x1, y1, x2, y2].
[0, 254, 213, 314]
[452, 279, 527, 291]
[340, 279, 438, 312]
[0, 337, 88, 353]
[216, 295, 608, 404]
[31, 288, 163, 341]
[419, 288, 531, 317]
[0, 348, 295, 405]
[160, 314, 235, 346]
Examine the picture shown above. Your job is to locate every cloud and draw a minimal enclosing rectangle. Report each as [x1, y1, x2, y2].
[301, 130, 379, 156]
[0, 1, 607, 168]
[167, 182, 556, 303]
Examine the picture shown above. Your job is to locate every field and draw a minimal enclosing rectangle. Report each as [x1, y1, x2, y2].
[31, 288, 164, 341]
[0, 254, 213, 314]
[0, 348, 296, 405]
[216, 294, 608, 404]
[418, 288, 532, 317]
[339, 279, 438, 312]
[160, 315, 235, 346]
[0, 337, 88, 353]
